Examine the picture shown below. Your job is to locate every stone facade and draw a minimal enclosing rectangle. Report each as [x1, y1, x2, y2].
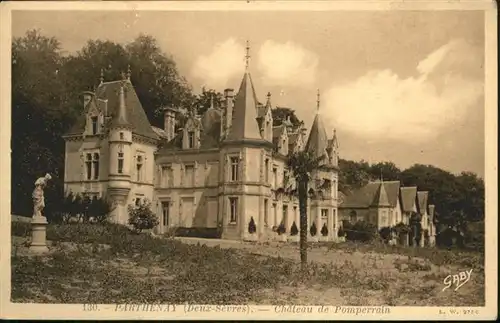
[63, 64, 341, 242]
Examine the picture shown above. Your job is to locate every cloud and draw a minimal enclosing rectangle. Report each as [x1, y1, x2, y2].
[257, 40, 318, 87]
[323, 39, 483, 142]
[191, 38, 245, 89]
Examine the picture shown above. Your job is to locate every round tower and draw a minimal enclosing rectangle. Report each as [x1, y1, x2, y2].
[107, 81, 134, 224]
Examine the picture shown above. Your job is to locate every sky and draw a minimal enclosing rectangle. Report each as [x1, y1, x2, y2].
[12, 10, 485, 177]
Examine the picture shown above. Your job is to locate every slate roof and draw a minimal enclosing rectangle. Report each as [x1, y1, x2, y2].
[225, 71, 262, 141]
[109, 84, 133, 129]
[304, 112, 328, 160]
[157, 108, 222, 153]
[65, 80, 158, 140]
[400, 187, 417, 212]
[417, 191, 429, 214]
[152, 126, 168, 140]
[372, 182, 391, 207]
[339, 181, 400, 209]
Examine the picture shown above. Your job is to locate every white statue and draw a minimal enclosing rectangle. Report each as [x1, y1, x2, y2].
[32, 173, 52, 218]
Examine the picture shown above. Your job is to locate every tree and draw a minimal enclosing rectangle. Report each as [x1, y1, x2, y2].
[338, 159, 371, 194]
[368, 161, 401, 181]
[271, 107, 303, 128]
[194, 87, 224, 116]
[287, 150, 327, 269]
[11, 30, 73, 216]
[61, 34, 195, 128]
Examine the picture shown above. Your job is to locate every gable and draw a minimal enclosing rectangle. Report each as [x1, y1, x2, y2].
[65, 80, 158, 140]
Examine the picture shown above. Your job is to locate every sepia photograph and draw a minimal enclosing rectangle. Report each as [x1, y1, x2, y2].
[1, 0, 497, 320]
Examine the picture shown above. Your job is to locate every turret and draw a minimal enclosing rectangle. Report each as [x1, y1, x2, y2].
[107, 81, 134, 223]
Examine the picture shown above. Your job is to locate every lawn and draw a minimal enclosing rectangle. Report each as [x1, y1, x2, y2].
[11, 222, 485, 306]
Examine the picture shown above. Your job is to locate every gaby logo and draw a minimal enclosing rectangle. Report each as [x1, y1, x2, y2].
[442, 269, 473, 292]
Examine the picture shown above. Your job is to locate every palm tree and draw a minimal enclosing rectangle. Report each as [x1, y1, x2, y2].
[287, 150, 326, 269]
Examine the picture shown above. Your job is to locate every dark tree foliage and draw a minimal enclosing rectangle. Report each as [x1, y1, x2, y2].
[248, 217, 257, 234]
[290, 221, 299, 236]
[309, 222, 317, 237]
[271, 107, 303, 128]
[320, 223, 328, 236]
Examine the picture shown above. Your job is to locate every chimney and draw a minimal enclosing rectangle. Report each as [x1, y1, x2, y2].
[224, 88, 234, 136]
[428, 204, 435, 218]
[163, 106, 176, 141]
[82, 91, 94, 109]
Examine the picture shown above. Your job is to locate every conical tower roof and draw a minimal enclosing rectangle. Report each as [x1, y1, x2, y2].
[305, 90, 328, 160]
[372, 182, 391, 207]
[109, 82, 133, 129]
[225, 42, 263, 142]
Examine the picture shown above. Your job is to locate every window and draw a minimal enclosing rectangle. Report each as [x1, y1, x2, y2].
[136, 155, 143, 182]
[185, 165, 194, 186]
[265, 159, 269, 182]
[162, 166, 173, 187]
[85, 153, 92, 180]
[91, 116, 98, 135]
[135, 198, 141, 206]
[162, 201, 170, 226]
[273, 203, 277, 226]
[119, 132, 124, 140]
[188, 131, 195, 148]
[93, 153, 100, 180]
[380, 210, 388, 227]
[230, 157, 239, 181]
[229, 197, 238, 223]
[264, 199, 269, 226]
[118, 152, 124, 174]
[283, 170, 288, 186]
[321, 209, 328, 219]
[272, 167, 277, 187]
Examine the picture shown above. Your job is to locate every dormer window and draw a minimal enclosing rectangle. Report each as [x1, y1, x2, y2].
[188, 131, 195, 149]
[91, 116, 98, 135]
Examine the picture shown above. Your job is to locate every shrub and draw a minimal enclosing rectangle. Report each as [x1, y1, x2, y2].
[393, 222, 410, 234]
[310, 222, 317, 236]
[379, 226, 392, 242]
[290, 221, 299, 236]
[88, 195, 114, 223]
[345, 221, 378, 242]
[320, 223, 328, 236]
[277, 221, 286, 235]
[11, 221, 31, 237]
[337, 226, 345, 237]
[248, 217, 257, 234]
[174, 227, 221, 239]
[128, 199, 159, 233]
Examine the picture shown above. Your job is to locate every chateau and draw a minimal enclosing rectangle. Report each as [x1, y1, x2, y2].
[62, 48, 435, 244]
[63, 53, 341, 242]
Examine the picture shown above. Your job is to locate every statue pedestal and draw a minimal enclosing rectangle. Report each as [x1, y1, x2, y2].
[29, 216, 49, 254]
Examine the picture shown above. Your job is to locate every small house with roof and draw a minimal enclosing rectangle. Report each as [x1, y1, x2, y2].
[339, 180, 436, 246]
